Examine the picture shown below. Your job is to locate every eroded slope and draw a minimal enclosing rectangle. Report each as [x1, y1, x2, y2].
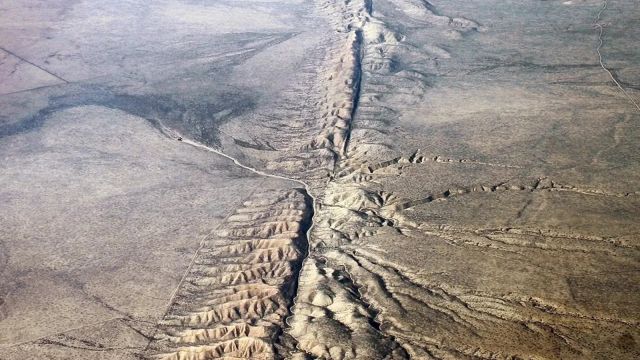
[145, 189, 312, 359]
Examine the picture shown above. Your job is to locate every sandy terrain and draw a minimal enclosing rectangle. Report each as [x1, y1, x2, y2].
[1, 0, 639, 359]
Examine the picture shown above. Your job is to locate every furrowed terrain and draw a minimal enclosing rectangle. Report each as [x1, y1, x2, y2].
[1, 0, 639, 359]
[147, 189, 312, 359]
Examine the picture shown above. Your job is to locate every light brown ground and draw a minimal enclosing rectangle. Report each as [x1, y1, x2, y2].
[1, 0, 639, 359]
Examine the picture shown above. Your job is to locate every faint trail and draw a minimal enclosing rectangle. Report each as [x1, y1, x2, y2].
[0, 317, 125, 349]
[179, 137, 312, 189]
[592, 0, 640, 111]
[0, 46, 69, 84]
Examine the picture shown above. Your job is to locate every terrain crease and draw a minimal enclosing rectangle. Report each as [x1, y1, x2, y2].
[593, 0, 640, 111]
[0, 46, 69, 84]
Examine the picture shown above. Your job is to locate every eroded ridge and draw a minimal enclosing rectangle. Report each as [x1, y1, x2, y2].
[242, 0, 479, 176]
[287, 255, 409, 359]
[282, 0, 486, 357]
[146, 189, 312, 360]
[300, 0, 367, 163]
[331, 0, 482, 174]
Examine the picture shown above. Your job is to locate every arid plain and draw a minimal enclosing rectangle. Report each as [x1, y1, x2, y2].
[0, 0, 639, 359]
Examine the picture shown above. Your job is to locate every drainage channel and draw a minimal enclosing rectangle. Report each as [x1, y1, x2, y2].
[148, 125, 318, 355]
